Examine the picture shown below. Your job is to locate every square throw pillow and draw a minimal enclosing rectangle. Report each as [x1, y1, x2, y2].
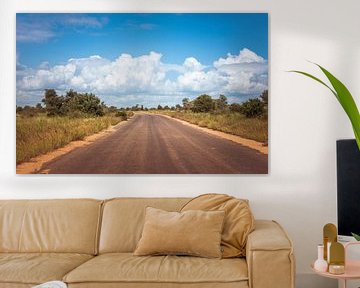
[181, 193, 255, 258]
[134, 207, 225, 258]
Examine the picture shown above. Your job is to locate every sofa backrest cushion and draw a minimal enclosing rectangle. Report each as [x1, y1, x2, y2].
[0, 199, 102, 254]
[181, 194, 254, 258]
[99, 198, 189, 253]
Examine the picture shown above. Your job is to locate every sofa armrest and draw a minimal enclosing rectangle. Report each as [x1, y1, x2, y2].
[246, 220, 295, 288]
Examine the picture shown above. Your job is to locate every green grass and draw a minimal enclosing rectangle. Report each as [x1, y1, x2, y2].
[156, 111, 268, 143]
[16, 114, 122, 164]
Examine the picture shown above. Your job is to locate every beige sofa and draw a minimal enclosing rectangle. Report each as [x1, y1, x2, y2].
[0, 198, 295, 288]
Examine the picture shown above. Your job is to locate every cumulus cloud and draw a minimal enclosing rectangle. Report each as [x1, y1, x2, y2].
[183, 57, 205, 72]
[213, 48, 266, 67]
[16, 48, 268, 106]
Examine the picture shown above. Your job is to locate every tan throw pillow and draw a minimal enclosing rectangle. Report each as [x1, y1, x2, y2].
[181, 194, 254, 258]
[134, 207, 225, 258]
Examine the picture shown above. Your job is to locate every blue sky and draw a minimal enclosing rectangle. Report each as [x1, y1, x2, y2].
[16, 13, 268, 107]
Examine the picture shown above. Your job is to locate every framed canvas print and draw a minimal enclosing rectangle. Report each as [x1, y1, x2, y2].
[16, 13, 268, 174]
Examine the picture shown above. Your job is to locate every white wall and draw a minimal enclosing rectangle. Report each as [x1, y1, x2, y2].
[1, 0, 359, 287]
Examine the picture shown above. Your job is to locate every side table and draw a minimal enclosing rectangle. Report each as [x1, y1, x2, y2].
[311, 242, 360, 288]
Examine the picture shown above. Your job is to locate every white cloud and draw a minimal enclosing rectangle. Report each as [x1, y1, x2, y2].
[16, 21, 55, 43]
[62, 15, 107, 29]
[17, 48, 268, 107]
[213, 48, 266, 67]
[17, 15, 107, 43]
[176, 48, 267, 96]
[183, 57, 205, 72]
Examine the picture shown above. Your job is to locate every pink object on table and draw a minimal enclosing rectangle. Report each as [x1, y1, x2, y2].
[311, 242, 360, 288]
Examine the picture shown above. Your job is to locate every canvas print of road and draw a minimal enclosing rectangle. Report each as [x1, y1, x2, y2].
[16, 13, 268, 174]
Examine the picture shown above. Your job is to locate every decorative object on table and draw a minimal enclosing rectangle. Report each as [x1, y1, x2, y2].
[314, 244, 328, 272]
[329, 242, 345, 275]
[322, 223, 345, 274]
[32, 281, 67, 288]
[290, 63, 360, 150]
[312, 242, 360, 288]
[323, 223, 337, 262]
[328, 264, 345, 275]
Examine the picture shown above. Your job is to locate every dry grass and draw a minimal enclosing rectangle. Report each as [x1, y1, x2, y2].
[156, 111, 268, 143]
[16, 114, 122, 164]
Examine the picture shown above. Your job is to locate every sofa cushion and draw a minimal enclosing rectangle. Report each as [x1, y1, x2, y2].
[63, 253, 248, 285]
[134, 207, 225, 258]
[0, 253, 93, 285]
[181, 194, 254, 258]
[0, 199, 102, 254]
[99, 198, 190, 253]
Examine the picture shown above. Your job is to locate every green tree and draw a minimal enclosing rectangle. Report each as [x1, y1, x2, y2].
[35, 103, 43, 110]
[182, 98, 191, 110]
[229, 103, 242, 113]
[115, 110, 128, 120]
[215, 94, 228, 111]
[42, 89, 64, 116]
[131, 104, 139, 111]
[260, 90, 268, 105]
[260, 90, 268, 118]
[192, 94, 214, 113]
[64, 91, 105, 116]
[157, 105, 163, 110]
[107, 106, 119, 113]
[241, 98, 265, 118]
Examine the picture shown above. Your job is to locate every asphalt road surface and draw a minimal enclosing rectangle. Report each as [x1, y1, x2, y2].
[39, 114, 268, 174]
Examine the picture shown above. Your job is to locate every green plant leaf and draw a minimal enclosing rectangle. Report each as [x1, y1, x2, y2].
[351, 232, 360, 241]
[316, 64, 360, 148]
[289, 70, 337, 99]
[289, 64, 360, 150]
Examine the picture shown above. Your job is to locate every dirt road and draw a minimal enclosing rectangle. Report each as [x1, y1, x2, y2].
[39, 114, 268, 174]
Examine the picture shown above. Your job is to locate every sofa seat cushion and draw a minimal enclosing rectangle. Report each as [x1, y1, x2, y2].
[0, 253, 93, 285]
[64, 253, 248, 285]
